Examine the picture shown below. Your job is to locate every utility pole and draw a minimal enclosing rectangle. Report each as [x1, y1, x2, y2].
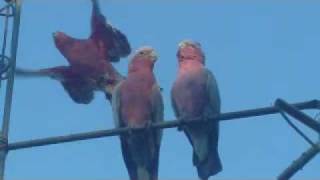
[0, 0, 21, 179]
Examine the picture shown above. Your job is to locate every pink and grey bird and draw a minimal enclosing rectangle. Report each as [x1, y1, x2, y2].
[16, 0, 130, 104]
[171, 40, 222, 180]
[112, 47, 163, 180]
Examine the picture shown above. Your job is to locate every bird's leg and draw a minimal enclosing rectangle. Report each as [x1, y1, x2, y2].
[201, 114, 209, 125]
[177, 115, 188, 131]
[126, 126, 134, 136]
[144, 120, 154, 134]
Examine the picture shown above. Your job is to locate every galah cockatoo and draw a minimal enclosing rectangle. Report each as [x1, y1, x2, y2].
[112, 47, 163, 180]
[16, 0, 130, 103]
[171, 40, 222, 180]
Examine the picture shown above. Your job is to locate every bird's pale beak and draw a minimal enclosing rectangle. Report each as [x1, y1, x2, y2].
[150, 51, 158, 62]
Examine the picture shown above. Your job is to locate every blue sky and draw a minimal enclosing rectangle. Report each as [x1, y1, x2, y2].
[0, 0, 320, 179]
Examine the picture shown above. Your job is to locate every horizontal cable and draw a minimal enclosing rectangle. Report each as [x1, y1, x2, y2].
[0, 99, 318, 151]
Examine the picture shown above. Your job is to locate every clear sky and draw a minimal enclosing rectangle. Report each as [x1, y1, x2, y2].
[0, 0, 319, 179]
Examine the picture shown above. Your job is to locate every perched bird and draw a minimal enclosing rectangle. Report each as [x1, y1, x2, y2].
[171, 40, 222, 180]
[112, 47, 163, 180]
[16, 0, 130, 104]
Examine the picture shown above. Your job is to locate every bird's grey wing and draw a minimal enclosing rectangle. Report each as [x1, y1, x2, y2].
[150, 84, 164, 178]
[111, 81, 123, 128]
[151, 84, 164, 144]
[151, 84, 164, 124]
[205, 68, 221, 115]
[170, 84, 180, 118]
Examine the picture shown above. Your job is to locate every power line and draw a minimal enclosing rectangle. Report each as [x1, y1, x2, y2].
[0, 99, 317, 151]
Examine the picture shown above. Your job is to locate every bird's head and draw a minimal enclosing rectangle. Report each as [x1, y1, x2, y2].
[177, 40, 205, 65]
[53, 31, 74, 52]
[129, 46, 158, 72]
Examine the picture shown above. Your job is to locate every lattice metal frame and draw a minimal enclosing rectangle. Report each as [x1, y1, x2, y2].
[0, 0, 20, 179]
[0, 1, 319, 180]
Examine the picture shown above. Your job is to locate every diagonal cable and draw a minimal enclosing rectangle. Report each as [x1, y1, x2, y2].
[279, 110, 316, 147]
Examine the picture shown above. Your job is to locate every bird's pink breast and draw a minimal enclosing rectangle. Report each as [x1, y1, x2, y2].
[173, 67, 208, 118]
[120, 71, 155, 127]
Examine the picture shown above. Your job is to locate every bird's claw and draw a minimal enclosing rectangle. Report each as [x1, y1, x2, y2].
[145, 121, 153, 132]
[127, 127, 134, 135]
[177, 117, 187, 131]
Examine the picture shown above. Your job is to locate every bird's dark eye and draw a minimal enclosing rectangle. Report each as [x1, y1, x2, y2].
[139, 51, 145, 55]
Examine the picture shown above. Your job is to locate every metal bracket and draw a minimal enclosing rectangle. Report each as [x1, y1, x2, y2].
[0, 55, 11, 80]
[275, 99, 320, 134]
[276, 99, 320, 180]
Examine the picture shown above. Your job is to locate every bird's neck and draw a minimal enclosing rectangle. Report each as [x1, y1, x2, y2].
[178, 60, 204, 75]
[128, 59, 153, 74]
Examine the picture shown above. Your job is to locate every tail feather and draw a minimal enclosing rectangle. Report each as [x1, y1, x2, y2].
[185, 121, 222, 180]
[137, 166, 151, 180]
[121, 132, 159, 180]
[197, 149, 222, 180]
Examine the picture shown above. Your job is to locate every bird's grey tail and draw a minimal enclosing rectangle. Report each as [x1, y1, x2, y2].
[197, 149, 222, 180]
[123, 132, 158, 180]
[137, 166, 152, 180]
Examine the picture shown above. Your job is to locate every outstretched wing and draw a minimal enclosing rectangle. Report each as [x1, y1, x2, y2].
[109, 27, 131, 61]
[90, 0, 131, 62]
[61, 78, 95, 104]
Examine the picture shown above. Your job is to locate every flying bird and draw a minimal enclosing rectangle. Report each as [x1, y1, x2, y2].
[171, 40, 222, 180]
[112, 47, 163, 180]
[16, 0, 131, 104]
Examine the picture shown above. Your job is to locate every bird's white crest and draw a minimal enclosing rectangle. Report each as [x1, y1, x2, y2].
[134, 46, 154, 54]
[178, 40, 202, 49]
[178, 40, 205, 63]
[134, 46, 158, 61]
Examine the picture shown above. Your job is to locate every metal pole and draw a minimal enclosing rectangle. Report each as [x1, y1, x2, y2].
[2, 0, 21, 139]
[277, 101, 320, 180]
[0, 99, 316, 151]
[275, 99, 320, 134]
[277, 142, 320, 180]
[0, 1, 21, 180]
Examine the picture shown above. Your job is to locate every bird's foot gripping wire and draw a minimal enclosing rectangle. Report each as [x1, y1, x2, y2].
[177, 116, 190, 131]
[126, 122, 153, 136]
[146, 121, 156, 133]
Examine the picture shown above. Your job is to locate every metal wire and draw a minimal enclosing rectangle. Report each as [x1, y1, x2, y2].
[279, 110, 316, 147]
[316, 112, 320, 140]
[0, 99, 315, 151]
